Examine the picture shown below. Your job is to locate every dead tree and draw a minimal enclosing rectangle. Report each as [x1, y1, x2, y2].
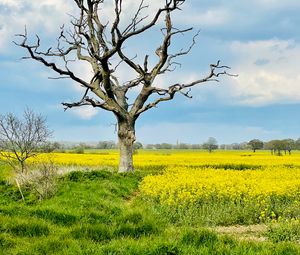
[15, 0, 234, 173]
[0, 109, 52, 172]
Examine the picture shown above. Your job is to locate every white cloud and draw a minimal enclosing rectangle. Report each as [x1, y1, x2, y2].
[174, 7, 231, 27]
[228, 39, 300, 106]
[70, 106, 99, 120]
[0, 0, 75, 50]
[254, 0, 300, 8]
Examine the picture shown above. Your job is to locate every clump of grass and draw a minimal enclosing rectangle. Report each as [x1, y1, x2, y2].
[29, 238, 75, 255]
[121, 212, 144, 224]
[150, 243, 179, 255]
[9, 222, 50, 237]
[181, 228, 219, 247]
[85, 211, 114, 224]
[65, 170, 112, 182]
[0, 234, 15, 249]
[71, 224, 112, 242]
[266, 222, 300, 242]
[114, 220, 158, 239]
[32, 209, 77, 226]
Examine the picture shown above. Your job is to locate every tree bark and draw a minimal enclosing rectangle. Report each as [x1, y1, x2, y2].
[117, 118, 136, 173]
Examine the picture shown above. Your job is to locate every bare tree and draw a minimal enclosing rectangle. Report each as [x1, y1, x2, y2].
[0, 109, 52, 172]
[15, 0, 234, 172]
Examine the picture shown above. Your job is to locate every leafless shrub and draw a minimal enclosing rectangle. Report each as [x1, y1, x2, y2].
[0, 108, 52, 173]
[16, 161, 58, 200]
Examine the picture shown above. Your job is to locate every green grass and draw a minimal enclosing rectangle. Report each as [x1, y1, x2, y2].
[0, 166, 299, 254]
[145, 195, 300, 227]
[266, 222, 300, 243]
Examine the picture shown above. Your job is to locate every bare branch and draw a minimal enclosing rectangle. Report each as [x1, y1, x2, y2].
[14, 30, 92, 90]
[135, 61, 237, 116]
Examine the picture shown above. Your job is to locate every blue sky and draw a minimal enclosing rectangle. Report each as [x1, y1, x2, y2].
[0, 0, 300, 144]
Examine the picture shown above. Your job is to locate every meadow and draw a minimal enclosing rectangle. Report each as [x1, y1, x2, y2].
[0, 150, 300, 254]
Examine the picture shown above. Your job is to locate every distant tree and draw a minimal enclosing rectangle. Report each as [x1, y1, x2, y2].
[40, 141, 61, 153]
[264, 140, 275, 154]
[146, 144, 155, 150]
[230, 143, 240, 150]
[133, 142, 143, 150]
[177, 143, 190, 149]
[154, 144, 162, 150]
[282, 139, 295, 155]
[97, 141, 116, 149]
[268, 140, 286, 156]
[0, 109, 52, 172]
[248, 139, 264, 153]
[295, 138, 300, 150]
[203, 137, 218, 153]
[219, 144, 226, 150]
[265, 139, 295, 156]
[191, 144, 201, 149]
[160, 143, 173, 149]
[73, 145, 85, 154]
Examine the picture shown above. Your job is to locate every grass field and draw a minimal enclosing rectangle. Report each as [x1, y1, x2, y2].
[0, 150, 300, 254]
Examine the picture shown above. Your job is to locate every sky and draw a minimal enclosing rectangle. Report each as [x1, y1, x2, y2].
[0, 0, 300, 144]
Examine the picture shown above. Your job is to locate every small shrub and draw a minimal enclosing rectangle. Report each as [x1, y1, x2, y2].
[17, 161, 58, 200]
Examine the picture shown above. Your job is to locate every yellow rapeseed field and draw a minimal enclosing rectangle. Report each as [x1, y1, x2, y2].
[139, 167, 300, 205]
[33, 150, 300, 168]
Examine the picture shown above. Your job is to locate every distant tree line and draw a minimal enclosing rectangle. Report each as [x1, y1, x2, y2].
[221, 138, 300, 155]
[37, 137, 300, 155]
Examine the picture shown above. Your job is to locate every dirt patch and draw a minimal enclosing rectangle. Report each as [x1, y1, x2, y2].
[213, 224, 268, 242]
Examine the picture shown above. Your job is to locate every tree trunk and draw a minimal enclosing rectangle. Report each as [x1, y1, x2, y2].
[117, 119, 136, 173]
[20, 160, 26, 173]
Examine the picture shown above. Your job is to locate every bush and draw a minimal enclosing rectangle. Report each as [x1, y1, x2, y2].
[73, 146, 84, 154]
[16, 161, 58, 200]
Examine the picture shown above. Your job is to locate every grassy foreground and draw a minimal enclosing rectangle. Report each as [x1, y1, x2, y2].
[0, 164, 300, 254]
